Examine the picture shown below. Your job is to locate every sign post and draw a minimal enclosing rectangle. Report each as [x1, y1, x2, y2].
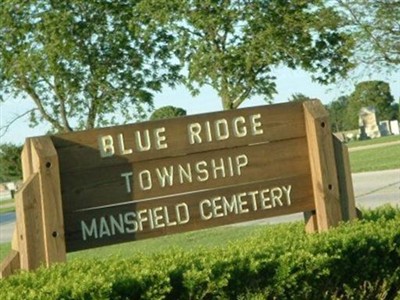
[303, 101, 343, 232]
[0, 100, 356, 278]
[1, 137, 66, 277]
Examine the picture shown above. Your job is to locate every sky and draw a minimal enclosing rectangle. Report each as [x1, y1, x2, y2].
[1, 66, 399, 145]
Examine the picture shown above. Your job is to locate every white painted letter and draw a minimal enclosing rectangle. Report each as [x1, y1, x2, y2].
[118, 133, 133, 155]
[98, 135, 115, 158]
[188, 123, 202, 144]
[214, 119, 229, 141]
[282, 185, 292, 205]
[81, 219, 98, 241]
[236, 154, 248, 175]
[151, 207, 165, 229]
[124, 212, 138, 233]
[139, 170, 152, 190]
[156, 166, 174, 187]
[135, 130, 151, 151]
[176, 203, 190, 224]
[137, 209, 149, 231]
[260, 189, 272, 209]
[271, 187, 283, 207]
[196, 161, 209, 182]
[222, 195, 238, 215]
[233, 116, 247, 137]
[155, 127, 168, 150]
[199, 199, 212, 220]
[211, 158, 226, 178]
[237, 192, 249, 214]
[99, 217, 111, 238]
[121, 172, 133, 193]
[250, 114, 263, 135]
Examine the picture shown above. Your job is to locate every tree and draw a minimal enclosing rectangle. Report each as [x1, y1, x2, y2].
[288, 93, 313, 103]
[150, 106, 187, 120]
[0, 143, 22, 182]
[397, 97, 400, 120]
[0, 0, 180, 133]
[326, 96, 350, 132]
[139, 0, 354, 110]
[346, 80, 396, 128]
[335, 0, 400, 71]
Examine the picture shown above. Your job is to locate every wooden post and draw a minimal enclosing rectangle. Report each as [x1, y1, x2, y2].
[12, 140, 34, 252]
[304, 210, 318, 233]
[0, 251, 20, 279]
[332, 134, 357, 221]
[15, 173, 45, 270]
[21, 139, 33, 181]
[30, 137, 67, 265]
[1, 173, 44, 278]
[1, 137, 66, 278]
[1, 141, 39, 278]
[303, 101, 342, 231]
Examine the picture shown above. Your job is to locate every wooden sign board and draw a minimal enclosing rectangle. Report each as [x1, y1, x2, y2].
[53, 102, 312, 251]
[1, 100, 356, 277]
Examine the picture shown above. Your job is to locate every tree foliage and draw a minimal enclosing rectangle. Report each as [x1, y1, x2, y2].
[0, 0, 180, 132]
[150, 106, 187, 121]
[346, 80, 397, 128]
[288, 93, 314, 103]
[335, 0, 400, 71]
[328, 81, 397, 131]
[0, 143, 22, 182]
[139, 0, 355, 110]
[326, 96, 350, 132]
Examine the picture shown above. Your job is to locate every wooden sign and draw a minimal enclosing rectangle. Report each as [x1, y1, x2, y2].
[0, 100, 357, 277]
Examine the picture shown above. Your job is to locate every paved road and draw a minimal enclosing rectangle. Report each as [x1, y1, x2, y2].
[352, 169, 400, 208]
[239, 168, 400, 226]
[0, 213, 15, 244]
[0, 169, 399, 244]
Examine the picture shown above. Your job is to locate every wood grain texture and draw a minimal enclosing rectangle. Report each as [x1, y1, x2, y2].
[0, 250, 20, 279]
[21, 140, 33, 181]
[333, 134, 357, 221]
[8, 101, 348, 256]
[52, 102, 305, 173]
[303, 101, 342, 231]
[60, 137, 310, 213]
[65, 175, 314, 252]
[31, 137, 67, 266]
[15, 173, 45, 270]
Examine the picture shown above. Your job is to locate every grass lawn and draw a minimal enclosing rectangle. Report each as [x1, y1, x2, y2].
[349, 144, 400, 173]
[0, 199, 15, 214]
[0, 243, 11, 262]
[347, 135, 400, 148]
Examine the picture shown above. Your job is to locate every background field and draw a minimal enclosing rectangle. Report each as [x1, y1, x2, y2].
[349, 144, 400, 172]
[346, 135, 400, 148]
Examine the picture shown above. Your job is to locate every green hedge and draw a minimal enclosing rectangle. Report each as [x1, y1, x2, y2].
[1, 206, 399, 299]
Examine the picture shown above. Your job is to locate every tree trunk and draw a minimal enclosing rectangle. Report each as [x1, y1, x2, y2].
[222, 97, 234, 110]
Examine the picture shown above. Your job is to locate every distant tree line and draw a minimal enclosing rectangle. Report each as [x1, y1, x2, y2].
[289, 80, 398, 132]
[326, 80, 399, 132]
[0, 143, 22, 182]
